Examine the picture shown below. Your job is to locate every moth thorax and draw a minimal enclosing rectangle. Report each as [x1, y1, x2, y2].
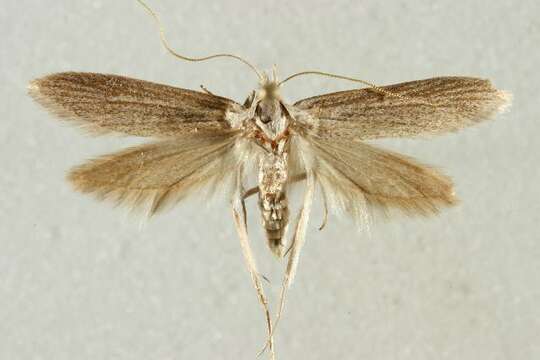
[255, 98, 288, 139]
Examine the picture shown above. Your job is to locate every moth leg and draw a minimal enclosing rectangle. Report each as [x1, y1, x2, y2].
[199, 84, 214, 96]
[259, 170, 315, 355]
[242, 186, 259, 200]
[289, 172, 308, 184]
[318, 184, 329, 231]
[235, 190, 271, 282]
[231, 178, 275, 360]
[243, 172, 308, 200]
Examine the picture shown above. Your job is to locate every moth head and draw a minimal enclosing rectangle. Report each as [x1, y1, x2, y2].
[258, 81, 281, 100]
[257, 65, 282, 101]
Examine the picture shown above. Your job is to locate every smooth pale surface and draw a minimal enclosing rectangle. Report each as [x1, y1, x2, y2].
[1, 1, 538, 359]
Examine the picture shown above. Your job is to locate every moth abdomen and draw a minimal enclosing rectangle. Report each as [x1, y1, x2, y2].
[257, 150, 290, 257]
[259, 192, 290, 258]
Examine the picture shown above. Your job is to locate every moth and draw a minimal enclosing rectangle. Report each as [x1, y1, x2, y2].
[28, 1, 511, 359]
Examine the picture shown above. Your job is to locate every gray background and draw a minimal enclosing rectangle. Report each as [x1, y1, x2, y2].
[1, 0, 539, 359]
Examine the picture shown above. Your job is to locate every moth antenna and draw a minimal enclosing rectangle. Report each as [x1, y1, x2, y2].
[136, 0, 263, 81]
[279, 70, 435, 106]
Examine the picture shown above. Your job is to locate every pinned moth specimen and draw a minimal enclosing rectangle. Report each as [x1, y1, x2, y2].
[28, 1, 511, 359]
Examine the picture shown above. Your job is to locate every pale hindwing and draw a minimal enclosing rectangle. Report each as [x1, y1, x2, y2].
[29, 72, 242, 137]
[307, 137, 457, 220]
[294, 77, 510, 140]
[68, 132, 239, 215]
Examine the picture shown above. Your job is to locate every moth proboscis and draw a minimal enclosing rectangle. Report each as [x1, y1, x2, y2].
[28, 1, 511, 359]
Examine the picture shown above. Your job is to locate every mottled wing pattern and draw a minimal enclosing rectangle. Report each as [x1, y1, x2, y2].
[29, 72, 241, 137]
[68, 132, 239, 215]
[294, 77, 510, 140]
[305, 137, 457, 220]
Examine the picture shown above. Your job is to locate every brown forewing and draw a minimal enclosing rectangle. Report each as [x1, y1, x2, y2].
[294, 77, 510, 140]
[307, 137, 457, 219]
[29, 72, 241, 137]
[68, 132, 239, 215]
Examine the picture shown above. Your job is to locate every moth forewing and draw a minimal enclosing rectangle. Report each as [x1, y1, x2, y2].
[293, 77, 511, 140]
[28, 72, 242, 137]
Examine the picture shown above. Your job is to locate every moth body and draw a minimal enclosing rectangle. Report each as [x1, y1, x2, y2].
[247, 80, 292, 257]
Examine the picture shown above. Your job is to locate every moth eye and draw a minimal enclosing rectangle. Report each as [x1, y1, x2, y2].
[256, 105, 272, 124]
